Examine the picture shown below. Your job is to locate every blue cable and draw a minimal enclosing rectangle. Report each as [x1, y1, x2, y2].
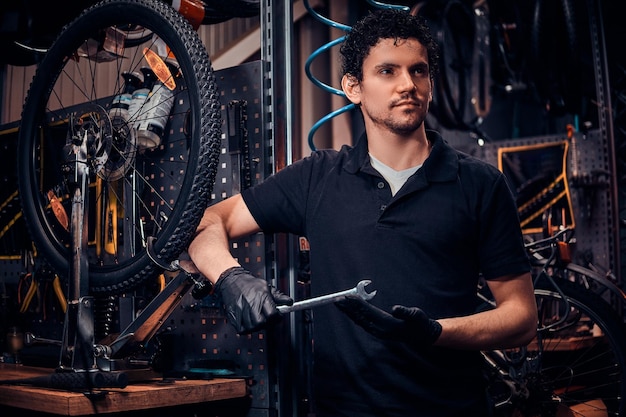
[305, 36, 347, 97]
[303, 0, 410, 150]
[308, 104, 356, 152]
[303, 0, 352, 32]
[365, 0, 410, 11]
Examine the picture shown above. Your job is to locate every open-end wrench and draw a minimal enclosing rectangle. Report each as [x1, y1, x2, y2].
[277, 280, 376, 314]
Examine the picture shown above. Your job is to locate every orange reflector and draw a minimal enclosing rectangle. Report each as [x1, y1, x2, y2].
[143, 48, 176, 90]
[47, 190, 69, 231]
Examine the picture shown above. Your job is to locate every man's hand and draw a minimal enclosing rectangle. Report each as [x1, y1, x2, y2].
[335, 295, 442, 348]
[214, 266, 293, 334]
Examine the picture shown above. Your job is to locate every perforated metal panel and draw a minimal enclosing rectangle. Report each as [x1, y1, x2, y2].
[478, 128, 616, 281]
[163, 60, 278, 413]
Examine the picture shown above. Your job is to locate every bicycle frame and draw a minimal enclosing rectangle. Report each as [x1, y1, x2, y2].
[481, 227, 626, 416]
[527, 228, 626, 315]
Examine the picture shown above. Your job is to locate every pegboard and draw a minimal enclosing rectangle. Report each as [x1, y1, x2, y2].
[0, 123, 32, 281]
[160, 60, 279, 415]
[478, 128, 616, 280]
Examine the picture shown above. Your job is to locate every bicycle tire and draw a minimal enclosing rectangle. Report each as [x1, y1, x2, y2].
[538, 257, 626, 305]
[529, 0, 581, 115]
[418, 0, 475, 130]
[17, 0, 222, 294]
[487, 278, 626, 416]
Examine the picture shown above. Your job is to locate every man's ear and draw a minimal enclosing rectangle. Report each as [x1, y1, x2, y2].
[341, 74, 361, 105]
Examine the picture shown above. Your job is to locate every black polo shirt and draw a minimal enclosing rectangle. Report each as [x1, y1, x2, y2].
[242, 131, 529, 417]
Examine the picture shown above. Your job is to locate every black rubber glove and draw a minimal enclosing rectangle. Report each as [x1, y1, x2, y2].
[214, 266, 293, 334]
[335, 295, 442, 348]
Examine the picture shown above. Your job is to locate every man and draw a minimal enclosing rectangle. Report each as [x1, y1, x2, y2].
[188, 8, 537, 417]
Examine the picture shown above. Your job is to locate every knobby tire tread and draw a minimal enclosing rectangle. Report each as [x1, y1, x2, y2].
[17, 0, 222, 294]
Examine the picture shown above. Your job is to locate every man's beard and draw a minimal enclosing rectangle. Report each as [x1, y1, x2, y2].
[377, 107, 426, 135]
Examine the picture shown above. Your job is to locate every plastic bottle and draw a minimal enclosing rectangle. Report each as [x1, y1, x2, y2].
[135, 80, 175, 149]
[109, 71, 143, 119]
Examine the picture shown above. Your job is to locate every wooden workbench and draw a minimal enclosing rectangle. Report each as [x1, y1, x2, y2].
[0, 364, 248, 416]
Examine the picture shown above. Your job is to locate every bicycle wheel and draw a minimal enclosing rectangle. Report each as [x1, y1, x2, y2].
[17, 0, 222, 294]
[487, 278, 626, 416]
[417, 0, 475, 130]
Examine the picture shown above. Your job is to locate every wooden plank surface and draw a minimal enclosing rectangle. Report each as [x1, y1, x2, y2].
[0, 364, 248, 415]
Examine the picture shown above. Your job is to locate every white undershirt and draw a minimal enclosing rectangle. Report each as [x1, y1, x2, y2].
[369, 153, 422, 196]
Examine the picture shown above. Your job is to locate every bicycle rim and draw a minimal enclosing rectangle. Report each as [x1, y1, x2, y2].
[17, 0, 222, 294]
[492, 279, 626, 416]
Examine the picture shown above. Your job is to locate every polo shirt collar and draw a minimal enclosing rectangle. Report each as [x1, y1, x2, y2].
[343, 130, 459, 183]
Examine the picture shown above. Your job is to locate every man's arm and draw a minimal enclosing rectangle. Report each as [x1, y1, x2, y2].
[435, 272, 537, 350]
[186, 194, 293, 334]
[188, 194, 261, 284]
[336, 272, 537, 350]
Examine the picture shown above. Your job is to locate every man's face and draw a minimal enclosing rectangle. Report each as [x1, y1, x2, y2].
[345, 37, 433, 135]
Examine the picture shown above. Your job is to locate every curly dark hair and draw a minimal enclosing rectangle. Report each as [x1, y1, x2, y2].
[340, 8, 440, 82]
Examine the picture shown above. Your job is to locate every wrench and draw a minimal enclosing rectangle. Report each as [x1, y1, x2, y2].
[277, 280, 376, 314]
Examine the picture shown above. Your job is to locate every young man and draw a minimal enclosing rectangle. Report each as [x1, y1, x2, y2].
[188, 8, 537, 417]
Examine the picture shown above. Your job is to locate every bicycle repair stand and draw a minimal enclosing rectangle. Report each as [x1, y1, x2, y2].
[5, 111, 211, 390]
[52, 111, 128, 389]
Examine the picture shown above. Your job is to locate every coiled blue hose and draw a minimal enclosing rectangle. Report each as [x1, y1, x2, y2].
[303, 0, 409, 151]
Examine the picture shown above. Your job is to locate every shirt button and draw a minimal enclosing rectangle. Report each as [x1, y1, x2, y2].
[377, 181, 385, 189]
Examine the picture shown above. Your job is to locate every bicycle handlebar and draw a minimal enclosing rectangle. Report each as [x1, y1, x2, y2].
[524, 227, 573, 251]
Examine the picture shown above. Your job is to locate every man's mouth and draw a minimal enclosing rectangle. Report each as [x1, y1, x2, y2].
[393, 100, 419, 107]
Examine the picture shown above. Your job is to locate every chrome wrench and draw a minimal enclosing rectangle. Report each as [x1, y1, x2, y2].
[277, 280, 376, 314]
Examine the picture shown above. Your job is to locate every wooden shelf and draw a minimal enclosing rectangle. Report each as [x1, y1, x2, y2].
[0, 364, 248, 416]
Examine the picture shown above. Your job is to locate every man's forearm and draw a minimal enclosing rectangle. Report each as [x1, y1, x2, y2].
[435, 304, 537, 350]
[188, 211, 240, 283]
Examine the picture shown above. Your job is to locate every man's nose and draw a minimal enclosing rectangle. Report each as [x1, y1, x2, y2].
[397, 71, 417, 92]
